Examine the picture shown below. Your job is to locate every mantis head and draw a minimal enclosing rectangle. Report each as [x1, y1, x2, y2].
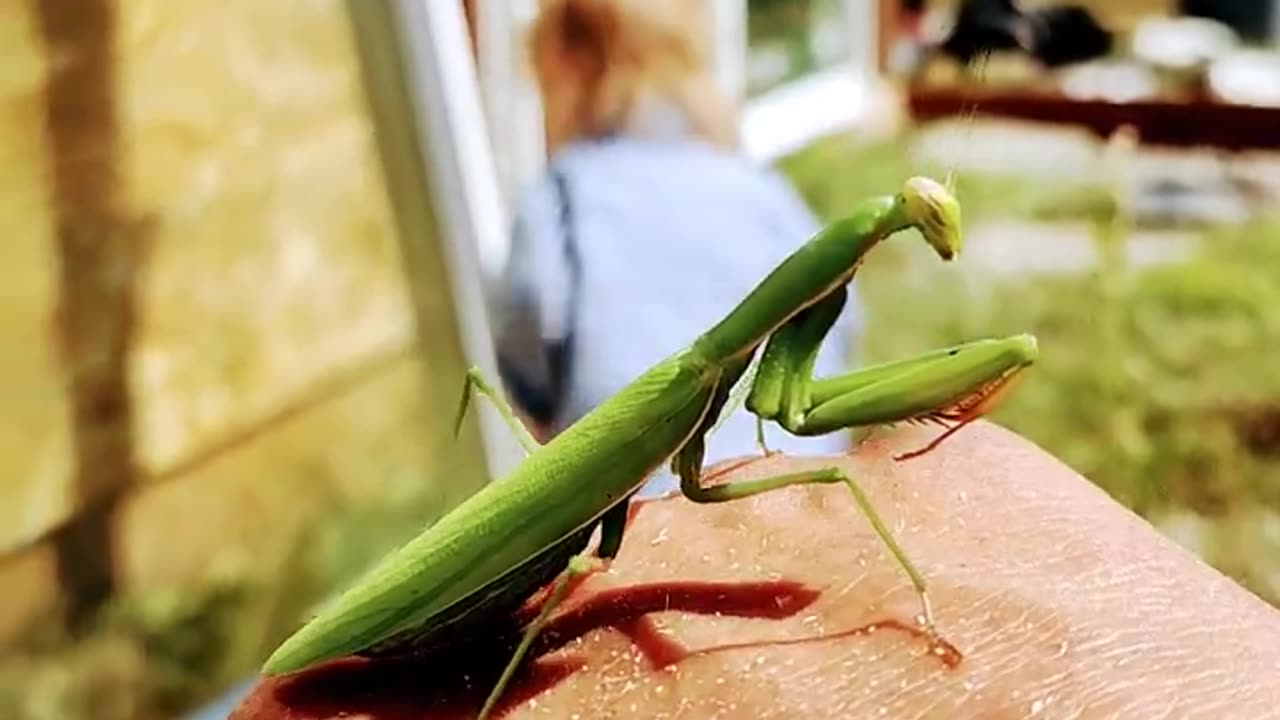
[899, 176, 962, 261]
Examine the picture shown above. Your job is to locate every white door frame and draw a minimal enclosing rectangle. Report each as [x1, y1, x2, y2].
[475, 0, 547, 229]
[386, 0, 526, 478]
[738, 0, 882, 162]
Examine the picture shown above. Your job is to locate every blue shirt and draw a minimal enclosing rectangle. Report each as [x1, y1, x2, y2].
[493, 134, 862, 496]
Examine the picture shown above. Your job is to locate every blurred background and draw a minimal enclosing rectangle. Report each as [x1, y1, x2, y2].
[2, 1, 1279, 718]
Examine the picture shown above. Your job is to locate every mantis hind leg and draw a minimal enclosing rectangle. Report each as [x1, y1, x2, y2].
[474, 554, 603, 720]
[456, 366, 541, 455]
[474, 501, 629, 720]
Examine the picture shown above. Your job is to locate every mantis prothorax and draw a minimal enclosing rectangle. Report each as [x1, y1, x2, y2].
[260, 176, 1038, 720]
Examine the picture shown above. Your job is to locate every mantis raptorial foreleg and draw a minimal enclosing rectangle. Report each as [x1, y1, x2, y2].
[746, 288, 1033, 459]
[676, 287, 1034, 637]
[754, 417, 775, 456]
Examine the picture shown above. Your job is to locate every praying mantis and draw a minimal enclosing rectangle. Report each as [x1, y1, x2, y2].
[260, 176, 1038, 719]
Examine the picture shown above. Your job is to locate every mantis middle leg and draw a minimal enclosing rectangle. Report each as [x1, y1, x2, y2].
[672, 433, 939, 635]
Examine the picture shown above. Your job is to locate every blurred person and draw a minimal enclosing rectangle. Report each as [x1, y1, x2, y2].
[492, 0, 862, 496]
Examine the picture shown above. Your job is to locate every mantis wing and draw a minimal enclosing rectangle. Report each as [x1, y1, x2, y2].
[705, 347, 763, 438]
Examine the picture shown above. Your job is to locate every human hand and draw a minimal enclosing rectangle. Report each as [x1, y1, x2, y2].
[232, 421, 1280, 719]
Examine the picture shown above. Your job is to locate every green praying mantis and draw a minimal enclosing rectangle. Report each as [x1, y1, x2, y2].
[260, 176, 1038, 719]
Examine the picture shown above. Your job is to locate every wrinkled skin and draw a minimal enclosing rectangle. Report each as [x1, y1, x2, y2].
[234, 422, 1280, 719]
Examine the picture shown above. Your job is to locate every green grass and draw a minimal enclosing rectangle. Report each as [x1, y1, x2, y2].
[780, 132, 1280, 607]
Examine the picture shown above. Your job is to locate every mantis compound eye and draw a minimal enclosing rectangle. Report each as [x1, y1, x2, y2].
[902, 176, 962, 261]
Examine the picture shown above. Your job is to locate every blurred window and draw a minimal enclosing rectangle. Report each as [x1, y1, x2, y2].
[747, 0, 851, 96]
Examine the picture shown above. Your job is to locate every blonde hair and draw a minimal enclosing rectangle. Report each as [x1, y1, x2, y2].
[527, 0, 739, 154]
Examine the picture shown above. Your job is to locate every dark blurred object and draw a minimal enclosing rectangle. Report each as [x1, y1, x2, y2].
[1231, 404, 1280, 460]
[1180, 0, 1277, 43]
[907, 86, 1280, 151]
[936, 0, 1113, 69]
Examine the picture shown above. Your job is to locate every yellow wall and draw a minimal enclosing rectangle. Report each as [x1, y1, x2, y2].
[0, 0, 487, 646]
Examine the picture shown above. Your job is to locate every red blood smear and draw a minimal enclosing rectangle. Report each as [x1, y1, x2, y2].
[237, 579, 817, 720]
[235, 577, 961, 719]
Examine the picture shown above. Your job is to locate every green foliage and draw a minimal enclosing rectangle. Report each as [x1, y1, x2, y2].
[782, 132, 1280, 606]
[0, 581, 247, 720]
[777, 132, 1064, 228]
[0, 469, 458, 720]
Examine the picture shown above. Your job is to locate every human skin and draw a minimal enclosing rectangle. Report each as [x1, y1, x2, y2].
[232, 421, 1280, 719]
